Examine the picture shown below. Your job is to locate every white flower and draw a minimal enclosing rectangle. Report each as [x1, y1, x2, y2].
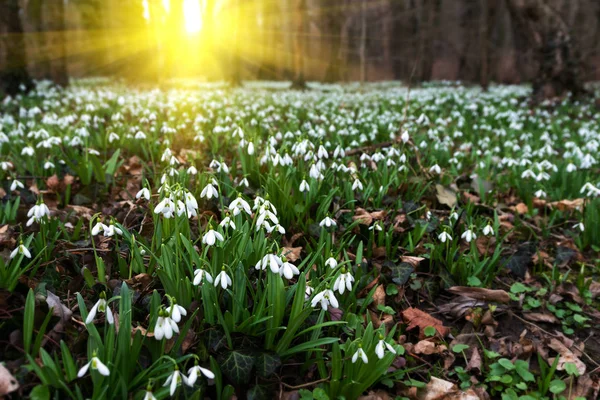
[375, 338, 397, 359]
[305, 284, 314, 300]
[143, 389, 157, 400]
[325, 257, 337, 269]
[311, 289, 339, 311]
[154, 197, 175, 218]
[299, 179, 310, 192]
[438, 231, 452, 243]
[229, 196, 252, 216]
[214, 268, 232, 289]
[86, 295, 114, 325]
[352, 346, 369, 364]
[187, 364, 215, 385]
[534, 189, 546, 198]
[187, 165, 198, 175]
[401, 131, 410, 143]
[10, 243, 31, 259]
[135, 131, 146, 140]
[183, 191, 199, 217]
[482, 224, 494, 236]
[43, 161, 55, 170]
[461, 229, 476, 243]
[369, 222, 382, 232]
[573, 222, 585, 232]
[352, 179, 363, 191]
[77, 354, 110, 377]
[26, 202, 50, 226]
[247, 142, 255, 155]
[10, 179, 24, 191]
[166, 303, 187, 323]
[333, 270, 354, 294]
[103, 224, 123, 237]
[202, 229, 224, 246]
[220, 216, 236, 230]
[319, 216, 337, 228]
[265, 223, 286, 235]
[429, 164, 441, 174]
[200, 183, 219, 199]
[255, 254, 283, 273]
[91, 222, 107, 236]
[279, 260, 300, 280]
[154, 312, 179, 340]
[136, 188, 150, 201]
[192, 268, 213, 285]
[450, 212, 459, 221]
[22, 146, 35, 156]
[163, 369, 188, 396]
[238, 177, 249, 187]
[108, 132, 120, 143]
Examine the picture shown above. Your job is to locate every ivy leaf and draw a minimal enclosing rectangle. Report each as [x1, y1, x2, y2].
[219, 350, 255, 385]
[498, 358, 515, 370]
[247, 384, 271, 400]
[255, 352, 281, 378]
[515, 360, 535, 382]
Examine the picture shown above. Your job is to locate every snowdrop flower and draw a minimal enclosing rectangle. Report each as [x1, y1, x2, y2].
[534, 189, 546, 198]
[10, 179, 23, 191]
[238, 177, 249, 187]
[86, 292, 114, 324]
[10, 242, 31, 259]
[187, 165, 198, 175]
[401, 131, 410, 143]
[352, 345, 369, 364]
[352, 179, 363, 191]
[136, 187, 150, 201]
[438, 231, 452, 243]
[108, 132, 120, 143]
[166, 300, 187, 323]
[247, 142, 255, 155]
[573, 222, 585, 232]
[256, 207, 279, 230]
[192, 268, 213, 285]
[429, 164, 441, 174]
[299, 179, 310, 193]
[187, 363, 215, 385]
[229, 195, 252, 216]
[154, 196, 175, 218]
[103, 223, 123, 237]
[134, 131, 146, 140]
[333, 268, 354, 294]
[482, 224, 494, 236]
[450, 211, 459, 222]
[319, 216, 337, 228]
[375, 335, 397, 359]
[214, 267, 232, 289]
[26, 202, 50, 226]
[311, 289, 339, 311]
[163, 368, 188, 396]
[255, 253, 283, 273]
[305, 284, 314, 300]
[461, 228, 476, 243]
[0, 161, 13, 170]
[369, 222, 383, 232]
[142, 388, 156, 400]
[279, 257, 300, 280]
[154, 309, 179, 340]
[43, 161, 55, 170]
[77, 351, 110, 377]
[202, 227, 224, 246]
[220, 215, 236, 230]
[183, 191, 199, 217]
[21, 146, 35, 156]
[200, 183, 219, 199]
[325, 256, 338, 269]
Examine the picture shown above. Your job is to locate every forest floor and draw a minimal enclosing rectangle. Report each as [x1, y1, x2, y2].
[0, 80, 599, 400]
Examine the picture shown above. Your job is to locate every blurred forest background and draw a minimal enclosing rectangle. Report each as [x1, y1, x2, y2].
[0, 0, 600, 90]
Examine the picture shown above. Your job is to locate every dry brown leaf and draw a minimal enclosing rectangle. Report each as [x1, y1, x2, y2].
[522, 312, 559, 324]
[417, 377, 480, 400]
[66, 205, 95, 220]
[353, 208, 373, 225]
[548, 338, 586, 375]
[401, 256, 425, 268]
[548, 198, 585, 212]
[436, 184, 457, 208]
[282, 246, 302, 262]
[372, 285, 386, 307]
[63, 174, 75, 186]
[402, 307, 450, 339]
[467, 347, 482, 372]
[447, 287, 510, 304]
[0, 364, 19, 396]
[511, 203, 528, 214]
[358, 390, 392, 400]
[413, 340, 438, 355]
[46, 174, 61, 192]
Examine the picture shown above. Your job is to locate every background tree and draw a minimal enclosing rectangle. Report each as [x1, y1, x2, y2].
[0, 0, 33, 95]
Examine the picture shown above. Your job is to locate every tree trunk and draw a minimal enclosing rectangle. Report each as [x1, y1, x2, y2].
[359, 0, 367, 82]
[291, 0, 307, 89]
[0, 0, 33, 95]
[505, 0, 587, 101]
[480, 0, 496, 90]
[323, 0, 343, 83]
[47, 0, 69, 87]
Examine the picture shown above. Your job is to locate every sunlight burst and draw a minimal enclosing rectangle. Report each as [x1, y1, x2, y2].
[183, 0, 202, 34]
